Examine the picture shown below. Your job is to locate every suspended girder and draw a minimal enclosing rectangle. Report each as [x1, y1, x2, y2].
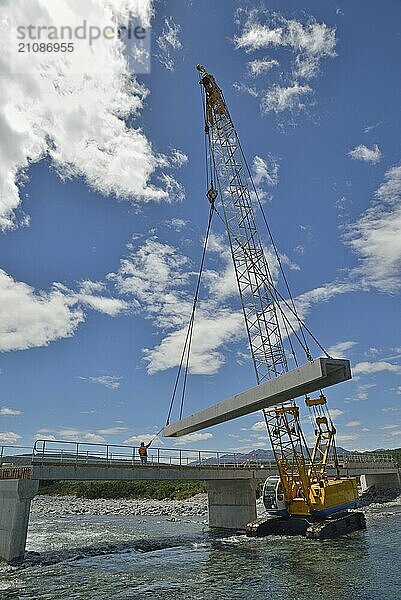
[163, 358, 351, 437]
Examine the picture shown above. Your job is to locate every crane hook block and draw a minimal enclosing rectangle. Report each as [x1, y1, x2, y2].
[207, 187, 218, 204]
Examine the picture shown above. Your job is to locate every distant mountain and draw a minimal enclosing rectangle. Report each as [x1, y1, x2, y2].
[195, 446, 351, 466]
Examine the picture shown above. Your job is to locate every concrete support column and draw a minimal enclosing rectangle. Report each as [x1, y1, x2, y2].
[0, 479, 39, 564]
[204, 479, 257, 529]
[360, 472, 401, 492]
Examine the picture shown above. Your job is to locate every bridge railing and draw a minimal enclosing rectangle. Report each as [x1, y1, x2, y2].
[342, 452, 396, 465]
[2, 441, 396, 472]
[0, 445, 33, 466]
[30, 439, 277, 470]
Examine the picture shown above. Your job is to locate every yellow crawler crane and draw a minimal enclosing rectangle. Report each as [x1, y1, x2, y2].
[197, 65, 365, 538]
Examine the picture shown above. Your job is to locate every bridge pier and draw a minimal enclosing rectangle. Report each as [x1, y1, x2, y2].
[204, 479, 257, 529]
[360, 471, 401, 492]
[0, 479, 38, 564]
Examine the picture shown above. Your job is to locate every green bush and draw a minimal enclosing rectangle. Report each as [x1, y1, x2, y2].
[38, 480, 205, 500]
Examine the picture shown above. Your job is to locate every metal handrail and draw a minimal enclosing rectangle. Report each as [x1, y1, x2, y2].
[31, 439, 274, 469]
[2, 441, 396, 472]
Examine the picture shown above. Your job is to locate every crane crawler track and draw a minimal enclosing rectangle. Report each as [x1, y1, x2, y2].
[246, 511, 366, 539]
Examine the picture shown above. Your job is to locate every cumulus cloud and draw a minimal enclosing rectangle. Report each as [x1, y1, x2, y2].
[0, 407, 22, 416]
[352, 361, 401, 376]
[56, 428, 107, 444]
[248, 58, 279, 76]
[261, 83, 312, 114]
[0, 270, 129, 353]
[156, 16, 182, 71]
[345, 164, 401, 292]
[235, 10, 337, 77]
[109, 235, 245, 375]
[79, 375, 122, 390]
[348, 144, 382, 164]
[0, 269, 84, 351]
[234, 9, 336, 118]
[294, 281, 358, 321]
[174, 432, 213, 445]
[329, 408, 344, 419]
[123, 433, 163, 445]
[327, 341, 357, 358]
[233, 82, 259, 98]
[251, 421, 266, 431]
[0, 431, 22, 444]
[0, 0, 187, 231]
[252, 155, 279, 187]
[165, 217, 188, 231]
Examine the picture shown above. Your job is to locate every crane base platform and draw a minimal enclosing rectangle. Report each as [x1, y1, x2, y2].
[246, 511, 366, 539]
[163, 358, 351, 437]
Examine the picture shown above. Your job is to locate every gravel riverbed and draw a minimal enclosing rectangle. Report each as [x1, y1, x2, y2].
[31, 489, 399, 519]
[31, 494, 209, 517]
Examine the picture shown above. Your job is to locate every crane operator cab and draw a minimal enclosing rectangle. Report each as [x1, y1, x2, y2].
[262, 476, 288, 516]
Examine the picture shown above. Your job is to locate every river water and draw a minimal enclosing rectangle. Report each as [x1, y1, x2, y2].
[1, 499, 400, 600]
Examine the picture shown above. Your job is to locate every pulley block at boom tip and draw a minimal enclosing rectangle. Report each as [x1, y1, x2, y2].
[163, 358, 351, 438]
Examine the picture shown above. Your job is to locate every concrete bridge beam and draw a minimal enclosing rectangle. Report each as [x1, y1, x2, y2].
[204, 479, 257, 529]
[0, 479, 39, 564]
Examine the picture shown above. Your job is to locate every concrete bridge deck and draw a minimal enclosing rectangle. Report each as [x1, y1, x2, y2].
[1, 440, 399, 481]
[0, 440, 399, 564]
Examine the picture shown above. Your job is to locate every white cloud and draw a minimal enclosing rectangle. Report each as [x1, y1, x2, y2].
[345, 164, 401, 292]
[72, 280, 129, 316]
[327, 341, 357, 358]
[36, 426, 109, 444]
[352, 361, 401, 376]
[381, 424, 399, 430]
[169, 149, 188, 168]
[364, 122, 382, 134]
[248, 59, 279, 76]
[34, 432, 57, 441]
[329, 408, 344, 420]
[80, 375, 122, 390]
[235, 10, 336, 78]
[234, 10, 336, 119]
[294, 281, 358, 321]
[156, 16, 182, 71]
[382, 406, 401, 413]
[0, 269, 130, 352]
[346, 420, 361, 427]
[97, 427, 127, 435]
[235, 12, 337, 59]
[252, 155, 279, 187]
[388, 430, 401, 437]
[110, 236, 245, 375]
[261, 83, 312, 114]
[123, 433, 163, 446]
[165, 217, 188, 232]
[0, 407, 22, 416]
[335, 433, 359, 443]
[143, 311, 243, 375]
[251, 421, 266, 431]
[0, 269, 84, 351]
[233, 82, 259, 98]
[348, 144, 382, 164]
[0, 0, 184, 231]
[0, 431, 22, 444]
[174, 432, 213, 446]
[57, 428, 106, 444]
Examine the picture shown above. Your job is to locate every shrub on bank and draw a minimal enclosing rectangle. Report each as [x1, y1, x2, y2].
[38, 480, 205, 500]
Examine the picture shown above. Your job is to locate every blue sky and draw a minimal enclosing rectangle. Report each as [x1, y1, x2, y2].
[1, 0, 401, 453]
